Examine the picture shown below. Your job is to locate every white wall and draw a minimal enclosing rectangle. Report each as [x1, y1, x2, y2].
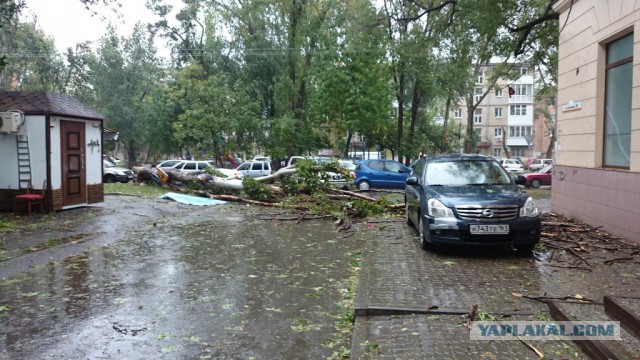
[0, 115, 47, 190]
[84, 119, 102, 185]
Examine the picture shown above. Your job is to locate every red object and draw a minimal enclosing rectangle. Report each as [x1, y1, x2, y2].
[508, 86, 515, 98]
[14, 179, 47, 216]
[524, 166, 553, 188]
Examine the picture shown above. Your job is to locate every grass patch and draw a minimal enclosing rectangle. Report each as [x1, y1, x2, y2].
[104, 182, 169, 198]
[24, 233, 93, 253]
[325, 251, 361, 359]
[525, 188, 551, 200]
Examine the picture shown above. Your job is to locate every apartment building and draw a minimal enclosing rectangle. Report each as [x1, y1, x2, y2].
[451, 64, 535, 159]
[553, 0, 640, 242]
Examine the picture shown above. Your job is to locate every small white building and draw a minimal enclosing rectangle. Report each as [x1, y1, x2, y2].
[0, 91, 105, 213]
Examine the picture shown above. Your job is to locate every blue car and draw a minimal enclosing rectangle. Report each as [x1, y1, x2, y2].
[405, 154, 541, 254]
[353, 159, 411, 190]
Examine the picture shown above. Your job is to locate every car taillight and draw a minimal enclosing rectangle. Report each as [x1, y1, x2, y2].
[352, 171, 357, 179]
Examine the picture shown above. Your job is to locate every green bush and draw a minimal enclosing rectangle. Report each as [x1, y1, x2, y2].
[242, 177, 275, 202]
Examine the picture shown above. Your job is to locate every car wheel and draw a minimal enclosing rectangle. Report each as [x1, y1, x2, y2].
[357, 180, 370, 191]
[515, 244, 536, 256]
[104, 174, 116, 183]
[531, 179, 541, 189]
[417, 214, 433, 251]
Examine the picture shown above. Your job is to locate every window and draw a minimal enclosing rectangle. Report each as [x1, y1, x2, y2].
[477, 70, 484, 84]
[368, 161, 384, 171]
[385, 162, 402, 173]
[474, 109, 482, 124]
[251, 162, 263, 170]
[183, 162, 197, 170]
[512, 84, 532, 97]
[493, 148, 502, 157]
[494, 107, 503, 118]
[454, 109, 462, 118]
[604, 33, 632, 168]
[494, 127, 503, 138]
[474, 129, 482, 140]
[495, 88, 503, 97]
[520, 67, 527, 76]
[509, 126, 532, 137]
[475, 87, 483, 103]
[510, 104, 527, 116]
[511, 148, 525, 157]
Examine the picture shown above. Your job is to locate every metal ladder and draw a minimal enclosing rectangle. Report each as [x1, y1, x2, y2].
[16, 134, 32, 189]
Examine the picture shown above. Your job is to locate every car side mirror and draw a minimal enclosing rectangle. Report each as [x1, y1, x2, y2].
[406, 176, 419, 186]
[514, 175, 526, 185]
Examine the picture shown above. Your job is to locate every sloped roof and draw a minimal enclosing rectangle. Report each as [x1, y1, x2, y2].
[0, 91, 105, 120]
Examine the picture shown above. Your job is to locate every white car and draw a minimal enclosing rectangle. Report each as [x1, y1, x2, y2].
[103, 160, 134, 183]
[528, 159, 554, 171]
[236, 161, 273, 178]
[498, 158, 524, 174]
[170, 160, 243, 179]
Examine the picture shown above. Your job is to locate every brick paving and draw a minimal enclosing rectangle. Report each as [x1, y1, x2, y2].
[351, 219, 587, 359]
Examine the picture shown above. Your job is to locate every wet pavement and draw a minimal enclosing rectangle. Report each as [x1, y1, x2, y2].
[2, 192, 639, 359]
[1, 196, 365, 359]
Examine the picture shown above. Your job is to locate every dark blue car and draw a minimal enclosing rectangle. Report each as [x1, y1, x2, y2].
[405, 154, 541, 254]
[353, 159, 411, 190]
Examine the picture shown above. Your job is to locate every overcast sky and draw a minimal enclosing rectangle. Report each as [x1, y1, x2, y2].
[22, 0, 175, 58]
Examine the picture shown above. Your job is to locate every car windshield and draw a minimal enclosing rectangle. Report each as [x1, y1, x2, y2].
[426, 160, 511, 186]
[103, 160, 116, 168]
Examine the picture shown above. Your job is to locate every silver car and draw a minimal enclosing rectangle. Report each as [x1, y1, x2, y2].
[236, 161, 273, 178]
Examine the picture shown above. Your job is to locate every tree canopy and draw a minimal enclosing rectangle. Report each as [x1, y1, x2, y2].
[0, 0, 561, 162]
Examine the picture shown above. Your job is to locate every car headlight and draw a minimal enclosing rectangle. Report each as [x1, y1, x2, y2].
[427, 198, 454, 218]
[520, 196, 539, 217]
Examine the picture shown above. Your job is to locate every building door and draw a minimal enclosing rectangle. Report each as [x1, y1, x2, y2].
[60, 120, 86, 206]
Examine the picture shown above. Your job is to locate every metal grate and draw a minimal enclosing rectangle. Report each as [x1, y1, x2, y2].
[455, 204, 519, 221]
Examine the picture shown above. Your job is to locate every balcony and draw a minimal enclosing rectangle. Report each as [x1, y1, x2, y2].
[509, 94, 533, 103]
[506, 137, 529, 147]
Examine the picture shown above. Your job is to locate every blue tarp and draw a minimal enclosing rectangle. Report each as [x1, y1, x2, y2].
[159, 192, 227, 206]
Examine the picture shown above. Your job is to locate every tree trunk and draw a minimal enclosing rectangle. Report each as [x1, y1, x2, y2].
[344, 130, 353, 158]
[464, 99, 475, 153]
[442, 95, 452, 153]
[407, 80, 421, 165]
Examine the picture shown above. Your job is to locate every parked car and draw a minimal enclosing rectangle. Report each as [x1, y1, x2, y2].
[524, 165, 553, 188]
[169, 160, 242, 179]
[252, 155, 271, 163]
[405, 154, 540, 253]
[353, 159, 411, 190]
[155, 159, 182, 169]
[498, 158, 524, 173]
[236, 161, 273, 178]
[286, 156, 349, 188]
[103, 160, 134, 183]
[338, 159, 357, 172]
[528, 158, 554, 172]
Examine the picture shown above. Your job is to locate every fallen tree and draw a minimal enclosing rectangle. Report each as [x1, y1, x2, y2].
[132, 160, 404, 221]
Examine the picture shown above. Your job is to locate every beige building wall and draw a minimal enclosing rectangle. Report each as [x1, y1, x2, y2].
[554, 0, 640, 242]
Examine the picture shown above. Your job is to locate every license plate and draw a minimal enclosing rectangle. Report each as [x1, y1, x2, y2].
[470, 224, 509, 234]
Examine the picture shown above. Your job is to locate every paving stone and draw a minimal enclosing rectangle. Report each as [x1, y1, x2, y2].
[351, 314, 586, 360]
